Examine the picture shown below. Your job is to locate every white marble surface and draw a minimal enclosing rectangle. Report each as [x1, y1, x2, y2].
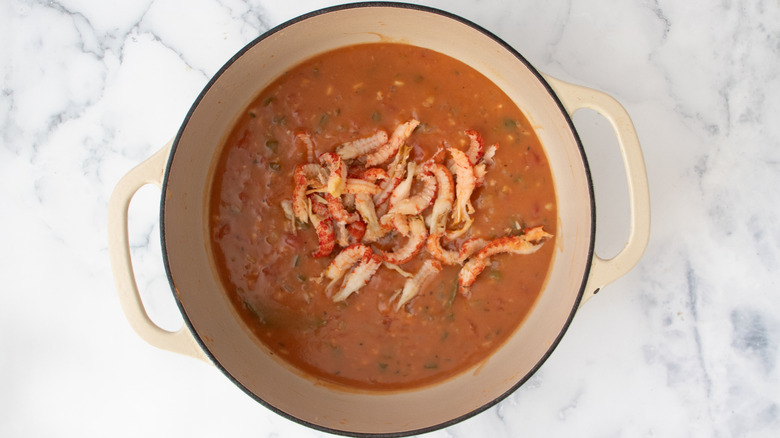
[2, 0, 779, 436]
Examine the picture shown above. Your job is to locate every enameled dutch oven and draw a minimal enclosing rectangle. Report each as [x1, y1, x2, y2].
[108, 3, 650, 436]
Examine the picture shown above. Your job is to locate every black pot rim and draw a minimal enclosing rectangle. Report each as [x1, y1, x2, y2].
[160, 2, 595, 437]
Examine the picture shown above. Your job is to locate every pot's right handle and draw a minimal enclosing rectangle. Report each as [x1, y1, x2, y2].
[107, 141, 210, 363]
[544, 76, 651, 306]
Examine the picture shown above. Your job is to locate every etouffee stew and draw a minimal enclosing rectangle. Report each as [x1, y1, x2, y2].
[209, 43, 556, 390]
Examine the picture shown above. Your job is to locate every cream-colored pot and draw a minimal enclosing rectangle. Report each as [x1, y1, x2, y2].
[108, 3, 650, 436]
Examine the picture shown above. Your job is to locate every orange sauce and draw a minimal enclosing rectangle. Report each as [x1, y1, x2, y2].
[209, 43, 556, 390]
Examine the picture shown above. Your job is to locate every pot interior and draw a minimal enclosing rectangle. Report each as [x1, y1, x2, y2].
[162, 4, 593, 435]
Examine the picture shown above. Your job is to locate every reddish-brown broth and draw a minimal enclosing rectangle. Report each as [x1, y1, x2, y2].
[209, 43, 556, 390]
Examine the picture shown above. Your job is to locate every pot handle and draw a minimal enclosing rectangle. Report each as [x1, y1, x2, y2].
[543, 76, 651, 306]
[107, 141, 210, 363]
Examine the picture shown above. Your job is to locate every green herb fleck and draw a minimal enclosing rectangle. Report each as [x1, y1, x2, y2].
[424, 362, 438, 369]
[445, 283, 457, 307]
[371, 111, 381, 122]
[489, 270, 502, 281]
[292, 254, 300, 267]
[378, 362, 388, 370]
[296, 274, 307, 283]
[243, 299, 259, 319]
[417, 122, 432, 133]
[269, 162, 281, 172]
[504, 118, 518, 130]
[265, 140, 279, 152]
[262, 96, 275, 106]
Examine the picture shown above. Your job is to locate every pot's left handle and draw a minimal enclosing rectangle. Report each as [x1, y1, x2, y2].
[108, 141, 210, 363]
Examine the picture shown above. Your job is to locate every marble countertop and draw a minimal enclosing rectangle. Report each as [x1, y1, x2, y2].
[3, 0, 779, 436]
